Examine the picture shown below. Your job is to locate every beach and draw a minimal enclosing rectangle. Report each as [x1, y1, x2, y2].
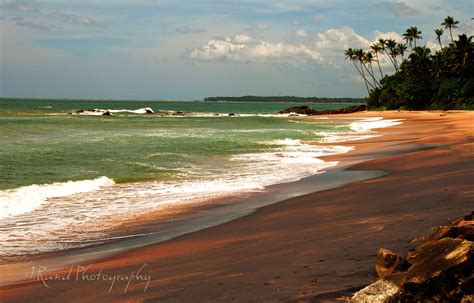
[1, 110, 472, 302]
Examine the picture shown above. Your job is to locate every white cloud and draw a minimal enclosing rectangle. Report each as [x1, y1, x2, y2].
[295, 29, 307, 37]
[232, 34, 253, 44]
[189, 38, 320, 63]
[373, 30, 404, 44]
[315, 26, 370, 50]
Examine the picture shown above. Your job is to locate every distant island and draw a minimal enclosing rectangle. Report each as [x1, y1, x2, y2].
[345, 16, 473, 110]
[204, 96, 364, 103]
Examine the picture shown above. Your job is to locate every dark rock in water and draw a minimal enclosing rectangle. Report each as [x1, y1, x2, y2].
[173, 111, 185, 116]
[352, 213, 474, 303]
[228, 113, 235, 116]
[278, 106, 318, 115]
[102, 111, 112, 116]
[278, 105, 366, 115]
[375, 248, 411, 278]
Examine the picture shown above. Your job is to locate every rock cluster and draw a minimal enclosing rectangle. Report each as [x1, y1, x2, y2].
[352, 212, 473, 303]
[278, 105, 366, 115]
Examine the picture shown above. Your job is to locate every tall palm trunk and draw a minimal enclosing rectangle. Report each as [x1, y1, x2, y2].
[369, 63, 378, 87]
[362, 62, 380, 88]
[449, 28, 453, 42]
[353, 61, 371, 95]
[383, 49, 398, 71]
[374, 52, 384, 78]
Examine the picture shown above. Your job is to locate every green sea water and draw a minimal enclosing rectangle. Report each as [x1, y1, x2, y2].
[0, 99, 374, 259]
[0, 100, 356, 190]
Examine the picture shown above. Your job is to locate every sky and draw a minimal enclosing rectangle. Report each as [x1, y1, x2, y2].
[0, 0, 473, 100]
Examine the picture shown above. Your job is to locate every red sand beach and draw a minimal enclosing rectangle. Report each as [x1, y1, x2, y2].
[1, 111, 473, 302]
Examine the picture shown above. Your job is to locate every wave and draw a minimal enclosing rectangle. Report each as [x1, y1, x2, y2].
[0, 177, 114, 219]
[350, 117, 403, 133]
[74, 108, 155, 115]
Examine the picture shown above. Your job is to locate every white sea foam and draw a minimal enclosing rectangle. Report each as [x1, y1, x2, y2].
[75, 108, 154, 115]
[0, 177, 114, 219]
[314, 117, 402, 143]
[0, 117, 402, 259]
[350, 117, 402, 133]
[108, 108, 155, 114]
[0, 138, 352, 258]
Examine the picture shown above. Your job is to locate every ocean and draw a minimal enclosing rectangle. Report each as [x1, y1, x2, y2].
[0, 99, 400, 261]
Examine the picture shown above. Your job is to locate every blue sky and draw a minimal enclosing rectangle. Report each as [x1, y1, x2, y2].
[1, 0, 472, 99]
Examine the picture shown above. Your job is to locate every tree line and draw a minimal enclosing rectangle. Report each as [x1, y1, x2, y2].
[345, 16, 473, 110]
[204, 96, 364, 103]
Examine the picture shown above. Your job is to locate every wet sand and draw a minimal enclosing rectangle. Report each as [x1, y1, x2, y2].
[1, 111, 473, 302]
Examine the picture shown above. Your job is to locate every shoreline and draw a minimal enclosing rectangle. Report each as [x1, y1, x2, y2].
[1, 110, 473, 302]
[0, 116, 391, 285]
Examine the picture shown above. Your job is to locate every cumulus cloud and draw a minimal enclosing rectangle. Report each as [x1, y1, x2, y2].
[189, 36, 320, 63]
[373, 30, 404, 44]
[232, 34, 253, 44]
[0, 0, 40, 12]
[49, 12, 97, 26]
[255, 23, 269, 31]
[295, 29, 307, 37]
[176, 26, 206, 34]
[315, 26, 370, 50]
[378, 2, 417, 17]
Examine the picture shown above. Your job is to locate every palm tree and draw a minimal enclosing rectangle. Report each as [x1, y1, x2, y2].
[406, 46, 432, 75]
[396, 43, 408, 61]
[403, 28, 414, 50]
[434, 28, 444, 48]
[452, 34, 474, 72]
[370, 43, 384, 78]
[354, 48, 376, 93]
[344, 48, 371, 95]
[411, 26, 422, 48]
[403, 27, 422, 50]
[363, 52, 380, 88]
[385, 39, 399, 71]
[441, 16, 460, 42]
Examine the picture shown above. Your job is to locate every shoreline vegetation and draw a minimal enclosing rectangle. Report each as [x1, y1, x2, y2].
[203, 96, 364, 103]
[345, 16, 473, 110]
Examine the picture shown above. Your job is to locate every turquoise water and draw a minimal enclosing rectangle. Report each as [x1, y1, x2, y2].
[0, 99, 378, 259]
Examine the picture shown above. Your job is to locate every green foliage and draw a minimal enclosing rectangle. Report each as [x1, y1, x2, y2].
[347, 17, 474, 110]
[204, 96, 364, 103]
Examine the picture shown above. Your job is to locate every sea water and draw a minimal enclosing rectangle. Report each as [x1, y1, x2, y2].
[0, 100, 401, 260]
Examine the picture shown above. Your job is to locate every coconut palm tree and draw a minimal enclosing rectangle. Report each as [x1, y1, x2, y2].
[411, 26, 422, 48]
[344, 48, 371, 95]
[441, 16, 460, 42]
[434, 28, 444, 48]
[452, 34, 474, 72]
[363, 52, 380, 88]
[370, 43, 384, 78]
[385, 39, 399, 71]
[406, 46, 432, 75]
[403, 28, 414, 50]
[354, 48, 376, 93]
[396, 43, 408, 61]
